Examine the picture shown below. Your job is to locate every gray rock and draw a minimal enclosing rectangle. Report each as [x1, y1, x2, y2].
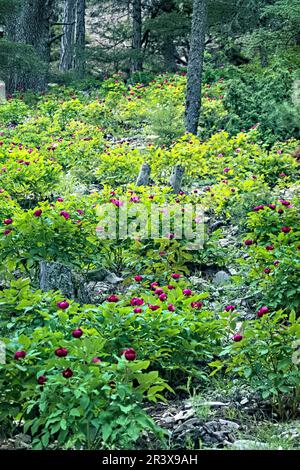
[169, 165, 184, 194]
[104, 272, 123, 284]
[213, 271, 230, 286]
[218, 419, 240, 430]
[136, 162, 151, 186]
[230, 440, 269, 450]
[174, 409, 195, 422]
[197, 401, 230, 408]
[39, 261, 75, 298]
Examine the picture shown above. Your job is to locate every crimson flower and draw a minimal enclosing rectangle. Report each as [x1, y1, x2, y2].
[123, 348, 136, 361]
[183, 289, 192, 296]
[37, 375, 47, 385]
[62, 368, 73, 378]
[55, 347, 68, 357]
[14, 350, 26, 360]
[149, 305, 160, 311]
[191, 301, 203, 309]
[225, 305, 235, 312]
[72, 328, 83, 339]
[106, 294, 119, 302]
[130, 297, 144, 306]
[4, 218, 13, 225]
[233, 334, 243, 342]
[57, 300, 69, 310]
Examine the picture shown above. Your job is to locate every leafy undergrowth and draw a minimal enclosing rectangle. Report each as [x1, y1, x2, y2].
[0, 70, 299, 450]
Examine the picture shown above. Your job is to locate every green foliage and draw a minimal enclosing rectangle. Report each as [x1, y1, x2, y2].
[211, 309, 300, 419]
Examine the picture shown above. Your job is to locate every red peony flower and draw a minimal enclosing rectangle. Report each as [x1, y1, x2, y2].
[171, 273, 181, 280]
[253, 205, 264, 211]
[92, 357, 102, 363]
[268, 204, 276, 210]
[280, 200, 290, 206]
[37, 375, 47, 385]
[281, 226, 291, 233]
[159, 293, 167, 301]
[3, 229, 12, 235]
[4, 218, 13, 225]
[130, 297, 144, 306]
[149, 305, 160, 311]
[123, 348, 136, 361]
[225, 305, 235, 312]
[167, 304, 175, 312]
[257, 306, 269, 318]
[266, 245, 274, 251]
[191, 301, 203, 309]
[134, 275, 143, 282]
[62, 368, 73, 378]
[150, 282, 159, 290]
[14, 350, 26, 360]
[183, 289, 192, 296]
[57, 300, 69, 310]
[33, 209, 42, 217]
[264, 268, 271, 274]
[167, 285, 175, 290]
[233, 334, 243, 342]
[244, 239, 253, 246]
[106, 294, 119, 302]
[154, 288, 164, 295]
[55, 347, 68, 357]
[60, 210, 70, 220]
[72, 328, 83, 339]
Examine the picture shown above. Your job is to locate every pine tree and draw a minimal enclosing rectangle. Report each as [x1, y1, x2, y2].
[3, 0, 54, 91]
[74, 0, 86, 77]
[132, 0, 142, 71]
[185, 0, 208, 134]
[60, 0, 76, 72]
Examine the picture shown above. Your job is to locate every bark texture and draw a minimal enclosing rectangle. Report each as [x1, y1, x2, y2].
[136, 162, 151, 186]
[74, 0, 86, 77]
[185, 0, 208, 135]
[0, 81, 6, 101]
[170, 165, 184, 194]
[59, 0, 76, 72]
[7, 0, 54, 91]
[132, 0, 143, 71]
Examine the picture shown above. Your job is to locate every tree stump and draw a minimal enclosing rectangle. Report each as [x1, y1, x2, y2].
[170, 165, 184, 193]
[0, 81, 6, 102]
[136, 162, 151, 186]
[39, 261, 75, 298]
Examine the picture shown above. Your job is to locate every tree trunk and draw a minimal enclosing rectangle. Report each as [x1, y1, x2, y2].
[0, 81, 6, 101]
[132, 0, 143, 72]
[185, 0, 208, 135]
[7, 0, 54, 91]
[74, 0, 86, 77]
[162, 38, 178, 72]
[59, 0, 76, 72]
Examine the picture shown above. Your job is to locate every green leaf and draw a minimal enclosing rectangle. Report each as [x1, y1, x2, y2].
[60, 418, 67, 431]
